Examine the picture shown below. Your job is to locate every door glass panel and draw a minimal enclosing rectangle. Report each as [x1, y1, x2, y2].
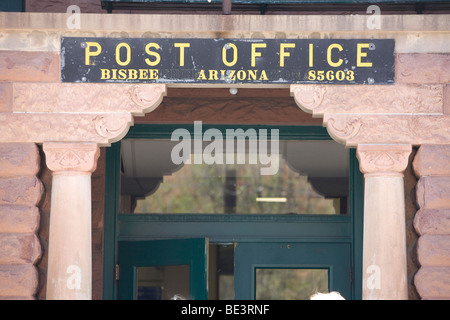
[208, 244, 235, 300]
[120, 139, 349, 215]
[137, 265, 189, 300]
[255, 268, 328, 300]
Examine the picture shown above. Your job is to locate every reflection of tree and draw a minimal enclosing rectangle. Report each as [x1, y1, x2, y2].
[134, 156, 337, 215]
[256, 269, 328, 300]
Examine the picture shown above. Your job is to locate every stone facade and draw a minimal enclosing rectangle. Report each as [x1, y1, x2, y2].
[413, 145, 450, 299]
[0, 9, 449, 299]
[0, 144, 42, 299]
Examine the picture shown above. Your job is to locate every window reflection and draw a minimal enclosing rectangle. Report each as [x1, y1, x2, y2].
[120, 139, 349, 215]
[137, 265, 190, 300]
[255, 268, 328, 300]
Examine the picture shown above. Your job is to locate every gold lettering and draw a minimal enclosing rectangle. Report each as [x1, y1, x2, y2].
[309, 44, 314, 67]
[139, 69, 148, 79]
[208, 70, 219, 80]
[174, 43, 190, 66]
[251, 43, 266, 67]
[327, 43, 343, 67]
[149, 69, 159, 80]
[222, 43, 238, 67]
[116, 43, 131, 66]
[128, 69, 138, 80]
[259, 70, 268, 81]
[197, 69, 207, 80]
[100, 69, 110, 80]
[145, 43, 161, 66]
[248, 70, 257, 80]
[357, 43, 373, 67]
[118, 69, 127, 80]
[85, 42, 102, 65]
[236, 70, 246, 81]
[280, 43, 295, 67]
[111, 69, 117, 80]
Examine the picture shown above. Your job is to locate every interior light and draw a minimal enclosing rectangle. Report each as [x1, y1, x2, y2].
[256, 197, 287, 203]
[229, 88, 238, 95]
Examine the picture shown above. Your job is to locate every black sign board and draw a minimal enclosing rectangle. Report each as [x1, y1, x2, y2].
[61, 37, 395, 85]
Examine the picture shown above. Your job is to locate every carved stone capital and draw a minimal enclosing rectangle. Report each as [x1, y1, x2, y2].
[357, 144, 412, 177]
[43, 143, 100, 175]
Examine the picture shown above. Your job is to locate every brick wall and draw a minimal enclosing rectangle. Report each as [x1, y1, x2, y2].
[0, 144, 42, 299]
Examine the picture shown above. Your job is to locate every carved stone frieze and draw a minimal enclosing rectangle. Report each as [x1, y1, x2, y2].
[13, 83, 166, 115]
[323, 114, 450, 147]
[3, 83, 167, 146]
[291, 84, 444, 116]
[43, 142, 100, 174]
[396, 53, 450, 84]
[357, 144, 412, 177]
[0, 113, 133, 146]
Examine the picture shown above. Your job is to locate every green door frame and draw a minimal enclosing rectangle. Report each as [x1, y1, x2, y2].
[118, 238, 209, 300]
[234, 242, 352, 299]
[102, 124, 364, 300]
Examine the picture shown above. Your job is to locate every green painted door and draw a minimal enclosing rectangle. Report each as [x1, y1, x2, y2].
[234, 242, 351, 300]
[105, 125, 363, 300]
[117, 238, 209, 300]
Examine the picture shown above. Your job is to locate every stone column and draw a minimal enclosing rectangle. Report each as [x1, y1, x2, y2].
[357, 144, 412, 300]
[43, 142, 100, 300]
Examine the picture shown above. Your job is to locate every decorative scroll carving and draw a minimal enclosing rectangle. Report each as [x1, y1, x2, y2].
[291, 84, 444, 116]
[43, 143, 100, 174]
[13, 83, 166, 115]
[92, 114, 131, 141]
[290, 85, 326, 114]
[323, 114, 450, 147]
[0, 113, 133, 146]
[7, 83, 166, 146]
[324, 116, 363, 145]
[357, 144, 412, 177]
[128, 84, 166, 114]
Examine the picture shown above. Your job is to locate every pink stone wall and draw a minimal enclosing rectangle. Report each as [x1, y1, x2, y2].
[413, 145, 450, 299]
[0, 144, 42, 299]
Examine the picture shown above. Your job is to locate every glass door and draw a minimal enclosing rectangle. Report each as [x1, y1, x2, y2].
[117, 238, 209, 300]
[234, 242, 351, 300]
[104, 124, 363, 300]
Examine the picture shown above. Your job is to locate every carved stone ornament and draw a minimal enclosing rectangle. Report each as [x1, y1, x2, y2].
[291, 83, 450, 148]
[290, 84, 444, 117]
[43, 143, 100, 174]
[290, 85, 326, 115]
[356, 144, 412, 177]
[13, 83, 166, 115]
[2, 83, 167, 146]
[0, 113, 133, 146]
[323, 114, 450, 147]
